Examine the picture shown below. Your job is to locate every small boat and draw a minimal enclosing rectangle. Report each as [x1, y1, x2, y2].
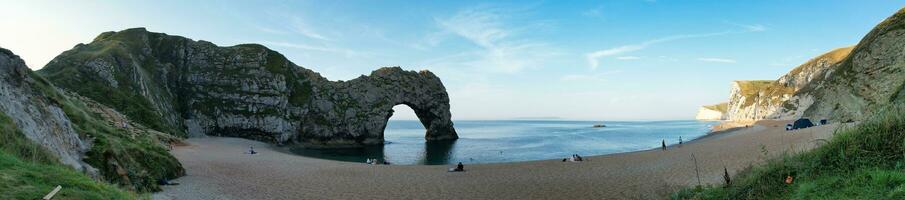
[592, 124, 606, 128]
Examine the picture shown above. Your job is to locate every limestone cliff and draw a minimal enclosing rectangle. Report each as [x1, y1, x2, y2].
[796, 8, 905, 121]
[0, 48, 93, 174]
[0, 47, 183, 192]
[713, 7, 905, 122]
[39, 28, 457, 147]
[720, 47, 852, 121]
[695, 102, 727, 120]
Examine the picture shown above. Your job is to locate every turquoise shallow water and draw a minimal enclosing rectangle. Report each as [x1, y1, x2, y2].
[290, 120, 718, 165]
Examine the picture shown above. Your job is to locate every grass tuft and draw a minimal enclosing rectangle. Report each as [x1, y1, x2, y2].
[675, 104, 905, 199]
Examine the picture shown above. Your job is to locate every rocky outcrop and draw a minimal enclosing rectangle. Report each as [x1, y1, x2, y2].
[796, 9, 905, 121]
[39, 28, 457, 147]
[0, 48, 94, 174]
[724, 80, 795, 121]
[711, 7, 905, 122]
[717, 47, 853, 121]
[0, 47, 184, 192]
[695, 102, 727, 120]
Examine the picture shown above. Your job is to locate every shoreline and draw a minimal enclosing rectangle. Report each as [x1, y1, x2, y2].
[276, 120, 726, 166]
[153, 121, 840, 200]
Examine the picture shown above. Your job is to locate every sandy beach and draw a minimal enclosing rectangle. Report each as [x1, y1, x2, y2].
[153, 120, 844, 200]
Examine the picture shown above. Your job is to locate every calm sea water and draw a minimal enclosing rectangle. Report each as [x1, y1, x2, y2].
[290, 120, 718, 165]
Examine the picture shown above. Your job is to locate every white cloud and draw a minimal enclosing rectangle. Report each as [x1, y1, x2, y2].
[585, 23, 767, 69]
[257, 26, 289, 35]
[585, 31, 731, 69]
[581, 6, 604, 18]
[727, 22, 767, 32]
[433, 6, 557, 74]
[697, 57, 737, 63]
[290, 17, 330, 41]
[560, 71, 621, 81]
[258, 41, 364, 57]
[616, 56, 640, 60]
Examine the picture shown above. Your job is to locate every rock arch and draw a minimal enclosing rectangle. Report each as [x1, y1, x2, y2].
[298, 67, 458, 147]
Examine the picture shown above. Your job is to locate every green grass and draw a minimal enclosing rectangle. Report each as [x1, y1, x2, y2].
[734, 80, 795, 107]
[0, 151, 138, 200]
[28, 71, 184, 192]
[0, 112, 59, 165]
[703, 103, 728, 113]
[0, 107, 138, 199]
[674, 105, 905, 199]
[38, 30, 184, 137]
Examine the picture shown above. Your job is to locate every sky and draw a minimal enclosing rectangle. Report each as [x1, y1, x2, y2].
[1, 1, 903, 121]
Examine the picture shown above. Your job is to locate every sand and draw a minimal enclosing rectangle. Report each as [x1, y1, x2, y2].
[152, 120, 846, 200]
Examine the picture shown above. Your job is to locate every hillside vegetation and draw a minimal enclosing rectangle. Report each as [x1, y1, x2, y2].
[703, 103, 728, 113]
[675, 104, 905, 199]
[0, 112, 137, 199]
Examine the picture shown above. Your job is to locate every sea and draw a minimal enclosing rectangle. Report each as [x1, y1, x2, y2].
[290, 120, 718, 165]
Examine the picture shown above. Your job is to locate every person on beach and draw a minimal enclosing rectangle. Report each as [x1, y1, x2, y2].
[449, 162, 465, 172]
[247, 146, 257, 154]
[679, 136, 683, 145]
[662, 140, 666, 150]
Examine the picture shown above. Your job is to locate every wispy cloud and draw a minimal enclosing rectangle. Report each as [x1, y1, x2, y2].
[585, 31, 731, 69]
[290, 17, 330, 41]
[585, 23, 767, 69]
[616, 56, 640, 60]
[726, 22, 767, 32]
[697, 57, 737, 63]
[258, 41, 364, 57]
[560, 71, 621, 81]
[582, 6, 604, 18]
[432, 6, 557, 73]
[257, 26, 289, 35]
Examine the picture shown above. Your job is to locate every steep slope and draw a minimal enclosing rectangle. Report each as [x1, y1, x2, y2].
[0, 47, 183, 192]
[796, 8, 905, 121]
[695, 102, 727, 120]
[717, 47, 853, 121]
[39, 28, 457, 147]
[0, 48, 92, 174]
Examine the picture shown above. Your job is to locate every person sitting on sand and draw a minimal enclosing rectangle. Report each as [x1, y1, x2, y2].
[247, 146, 257, 154]
[449, 162, 465, 172]
[576, 154, 583, 161]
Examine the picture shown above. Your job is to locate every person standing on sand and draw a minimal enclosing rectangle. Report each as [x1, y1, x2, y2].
[661, 140, 666, 150]
[679, 136, 683, 146]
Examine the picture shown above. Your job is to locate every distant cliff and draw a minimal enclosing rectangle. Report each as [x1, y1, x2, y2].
[695, 102, 727, 120]
[710, 7, 905, 122]
[38, 28, 457, 147]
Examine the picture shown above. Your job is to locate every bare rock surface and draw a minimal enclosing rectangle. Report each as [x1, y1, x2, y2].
[39, 28, 457, 147]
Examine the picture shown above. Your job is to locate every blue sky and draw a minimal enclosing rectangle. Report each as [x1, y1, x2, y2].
[1, 1, 902, 120]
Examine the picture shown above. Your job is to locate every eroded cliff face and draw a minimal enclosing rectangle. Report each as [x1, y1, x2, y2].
[0, 47, 184, 192]
[798, 9, 905, 121]
[695, 102, 726, 120]
[720, 47, 852, 121]
[39, 28, 457, 147]
[731, 8, 905, 122]
[713, 8, 905, 122]
[0, 48, 93, 174]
